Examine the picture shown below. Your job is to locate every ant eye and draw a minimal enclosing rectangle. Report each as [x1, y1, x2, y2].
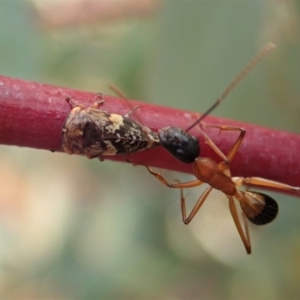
[158, 127, 200, 163]
[241, 191, 278, 225]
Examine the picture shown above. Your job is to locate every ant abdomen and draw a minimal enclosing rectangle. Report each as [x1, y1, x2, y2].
[240, 191, 279, 225]
[158, 127, 200, 163]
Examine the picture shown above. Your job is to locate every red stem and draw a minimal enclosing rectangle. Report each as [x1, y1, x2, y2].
[0, 75, 299, 194]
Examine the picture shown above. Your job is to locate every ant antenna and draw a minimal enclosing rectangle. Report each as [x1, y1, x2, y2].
[185, 42, 276, 132]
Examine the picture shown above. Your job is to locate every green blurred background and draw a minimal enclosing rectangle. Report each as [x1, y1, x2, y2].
[1, 0, 300, 299]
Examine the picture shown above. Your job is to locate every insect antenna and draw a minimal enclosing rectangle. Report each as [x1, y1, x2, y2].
[109, 84, 144, 124]
[185, 42, 276, 132]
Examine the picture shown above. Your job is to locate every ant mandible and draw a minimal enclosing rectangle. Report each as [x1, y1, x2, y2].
[145, 43, 300, 254]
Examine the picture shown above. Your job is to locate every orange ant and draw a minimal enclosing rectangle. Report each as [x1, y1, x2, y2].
[145, 43, 300, 254]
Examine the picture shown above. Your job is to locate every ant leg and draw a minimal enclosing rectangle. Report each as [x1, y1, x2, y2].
[202, 125, 246, 163]
[228, 196, 251, 254]
[180, 186, 213, 224]
[239, 177, 300, 194]
[145, 166, 203, 188]
[198, 128, 228, 162]
[243, 213, 251, 248]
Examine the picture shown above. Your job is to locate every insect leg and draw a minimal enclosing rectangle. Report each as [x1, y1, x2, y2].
[199, 125, 245, 172]
[240, 177, 300, 194]
[145, 166, 203, 188]
[124, 106, 140, 118]
[93, 93, 105, 108]
[65, 96, 82, 109]
[228, 195, 251, 254]
[204, 125, 246, 163]
[109, 84, 143, 122]
[180, 186, 213, 224]
[199, 128, 228, 162]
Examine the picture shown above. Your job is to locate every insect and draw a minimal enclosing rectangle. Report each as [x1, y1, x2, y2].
[144, 43, 300, 254]
[63, 43, 260, 163]
[61, 95, 160, 159]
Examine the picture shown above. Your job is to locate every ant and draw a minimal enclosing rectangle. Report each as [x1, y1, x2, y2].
[143, 43, 300, 254]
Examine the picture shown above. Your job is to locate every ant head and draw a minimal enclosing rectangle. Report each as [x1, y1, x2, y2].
[241, 191, 278, 225]
[158, 127, 200, 163]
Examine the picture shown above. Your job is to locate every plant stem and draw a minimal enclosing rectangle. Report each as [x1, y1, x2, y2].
[0, 75, 299, 194]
